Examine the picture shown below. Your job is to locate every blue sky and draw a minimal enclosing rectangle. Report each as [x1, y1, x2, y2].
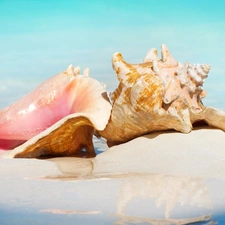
[0, 0, 225, 109]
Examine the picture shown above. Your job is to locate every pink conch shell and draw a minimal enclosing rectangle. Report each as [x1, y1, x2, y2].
[100, 44, 225, 146]
[0, 65, 112, 158]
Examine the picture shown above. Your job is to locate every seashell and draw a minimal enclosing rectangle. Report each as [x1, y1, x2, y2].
[100, 44, 225, 146]
[0, 65, 112, 158]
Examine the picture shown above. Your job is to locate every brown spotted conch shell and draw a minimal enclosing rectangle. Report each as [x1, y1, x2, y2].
[100, 44, 225, 146]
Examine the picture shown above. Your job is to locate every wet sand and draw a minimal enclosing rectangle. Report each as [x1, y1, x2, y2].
[1, 127, 225, 224]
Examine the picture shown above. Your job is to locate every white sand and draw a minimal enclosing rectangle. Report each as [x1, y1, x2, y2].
[93, 127, 225, 179]
[1, 127, 225, 223]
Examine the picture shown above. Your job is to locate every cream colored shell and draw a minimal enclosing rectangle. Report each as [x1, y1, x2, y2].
[100, 45, 225, 146]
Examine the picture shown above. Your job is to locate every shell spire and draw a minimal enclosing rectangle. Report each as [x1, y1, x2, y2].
[161, 44, 177, 66]
[144, 48, 159, 62]
[83, 68, 90, 76]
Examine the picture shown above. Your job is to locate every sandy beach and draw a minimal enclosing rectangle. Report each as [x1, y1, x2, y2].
[1, 127, 225, 224]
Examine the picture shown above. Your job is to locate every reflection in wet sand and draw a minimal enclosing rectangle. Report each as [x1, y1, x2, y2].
[116, 173, 212, 218]
[114, 213, 213, 225]
[40, 209, 102, 215]
[43, 157, 213, 224]
[0, 155, 218, 225]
